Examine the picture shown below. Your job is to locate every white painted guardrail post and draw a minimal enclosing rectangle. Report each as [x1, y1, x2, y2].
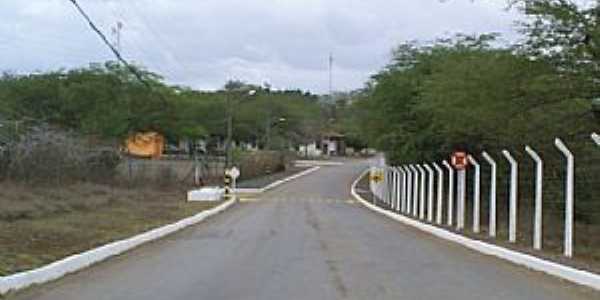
[443, 160, 455, 226]
[525, 146, 543, 251]
[503, 150, 518, 244]
[410, 165, 419, 217]
[390, 167, 396, 209]
[482, 152, 497, 238]
[592, 132, 600, 146]
[417, 164, 426, 220]
[433, 162, 444, 225]
[425, 164, 435, 222]
[555, 138, 574, 258]
[404, 166, 412, 214]
[468, 155, 481, 234]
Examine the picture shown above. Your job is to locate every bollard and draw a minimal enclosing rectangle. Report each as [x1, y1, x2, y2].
[555, 138, 574, 258]
[467, 155, 481, 234]
[526, 146, 543, 251]
[482, 152, 497, 238]
[443, 160, 455, 227]
[502, 150, 518, 244]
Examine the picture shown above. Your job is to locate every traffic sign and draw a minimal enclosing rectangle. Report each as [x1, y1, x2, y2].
[228, 167, 240, 180]
[370, 171, 384, 183]
[451, 151, 469, 170]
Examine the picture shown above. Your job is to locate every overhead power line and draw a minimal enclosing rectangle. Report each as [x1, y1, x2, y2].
[67, 0, 167, 105]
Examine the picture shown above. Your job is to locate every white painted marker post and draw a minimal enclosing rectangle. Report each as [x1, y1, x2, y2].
[468, 155, 481, 234]
[433, 163, 444, 225]
[443, 160, 455, 227]
[417, 165, 427, 220]
[503, 150, 518, 244]
[482, 152, 497, 238]
[526, 146, 543, 251]
[555, 138, 574, 258]
[425, 164, 435, 222]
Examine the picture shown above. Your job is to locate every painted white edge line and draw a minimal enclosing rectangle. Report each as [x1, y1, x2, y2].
[0, 198, 236, 295]
[233, 166, 321, 194]
[350, 168, 600, 291]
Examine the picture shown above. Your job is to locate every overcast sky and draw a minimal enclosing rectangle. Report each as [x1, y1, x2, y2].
[1, 0, 521, 94]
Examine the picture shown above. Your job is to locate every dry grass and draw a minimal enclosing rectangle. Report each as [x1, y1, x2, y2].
[0, 182, 221, 276]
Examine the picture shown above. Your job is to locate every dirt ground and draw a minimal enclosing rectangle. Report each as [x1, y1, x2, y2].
[0, 182, 221, 276]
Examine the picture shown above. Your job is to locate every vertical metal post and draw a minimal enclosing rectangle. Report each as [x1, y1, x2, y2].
[433, 163, 444, 225]
[526, 146, 543, 251]
[503, 150, 518, 244]
[592, 132, 600, 146]
[467, 155, 481, 234]
[400, 167, 407, 213]
[456, 169, 466, 231]
[417, 165, 426, 220]
[396, 166, 406, 213]
[555, 138, 574, 258]
[482, 152, 497, 238]
[443, 160, 455, 226]
[410, 165, 419, 217]
[404, 166, 413, 214]
[425, 164, 435, 222]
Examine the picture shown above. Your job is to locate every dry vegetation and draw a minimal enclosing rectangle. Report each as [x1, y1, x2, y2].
[0, 182, 220, 276]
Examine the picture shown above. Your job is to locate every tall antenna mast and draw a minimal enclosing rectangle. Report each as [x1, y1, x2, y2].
[328, 52, 333, 101]
[112, 21, 123, 53]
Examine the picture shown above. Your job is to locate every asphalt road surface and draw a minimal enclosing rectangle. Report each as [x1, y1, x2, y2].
[11, 159, 600, 300]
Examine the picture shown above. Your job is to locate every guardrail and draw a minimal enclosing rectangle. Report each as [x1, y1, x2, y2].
[370, 133, 599, 259]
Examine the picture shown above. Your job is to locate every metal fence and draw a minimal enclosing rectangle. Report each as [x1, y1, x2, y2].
[370, 133, 600, 259]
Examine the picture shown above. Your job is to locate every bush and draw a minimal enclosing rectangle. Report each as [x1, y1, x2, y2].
[3, 125, 121, 184]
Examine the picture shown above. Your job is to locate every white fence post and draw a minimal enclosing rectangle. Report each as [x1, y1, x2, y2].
[417, 165, 426, 220]
[456, 168, 466, 231]
[410, 165, 419, 217]
[555, 138, 574, 258]
[592, 132, 600, 146]
[503, 150, 518, 244]
[482, 151, 497, 238]
[443, 160, 455, 226]
[396, 167, 402, 212]
[390, 167, 396, 209]
[468, 155, 481, 234]
[404, 166, 412, 214]
[425, 164, 435, 222]
[433, 163, 444, 225]
[525, 146, 543, 251]
[401, 166, 408, 213]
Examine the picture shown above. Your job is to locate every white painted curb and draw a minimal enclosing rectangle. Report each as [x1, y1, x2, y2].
[351, 169, 600, 291]
[0, 198, 236, 295]
[233, 166, 321, 194]
[294, 160, 344, 167]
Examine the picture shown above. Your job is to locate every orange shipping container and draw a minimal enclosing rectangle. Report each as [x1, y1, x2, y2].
[125, 132, 165, 159]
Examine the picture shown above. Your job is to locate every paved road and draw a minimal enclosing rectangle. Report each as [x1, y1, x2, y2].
[11, 159, 599, 300]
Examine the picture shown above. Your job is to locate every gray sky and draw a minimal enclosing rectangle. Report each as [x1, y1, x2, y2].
[1, 0, 520, 94]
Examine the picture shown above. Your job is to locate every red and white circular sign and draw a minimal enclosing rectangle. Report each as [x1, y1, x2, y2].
[451, 151, 469, 170]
